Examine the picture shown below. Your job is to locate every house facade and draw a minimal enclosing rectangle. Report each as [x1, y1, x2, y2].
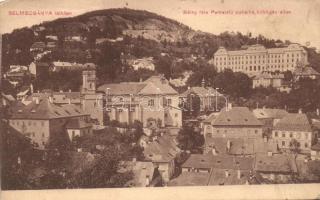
[213, 44, 308, 74]
[203, 106, 263, 139]
[252, 72, 284, 89]
[98, 75, 182, 128]
[272, 113, 314, 152]
[8, 98, 91, 149]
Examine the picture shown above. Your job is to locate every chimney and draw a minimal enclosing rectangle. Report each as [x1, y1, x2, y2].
[139, 77, 143, 82]
[160, 132, 164, 136]
[48, 96, 53, 103]
[225, 170, 229, 178]
[201, 77, 205, 88]
[298, 108, 302, 114]
[77, 148, 82, 152]
[267, 151, 273, 157]
[132, 157, 136, 162]
[237, 169, 241, 179]
[145, 177, 150, 186]
[263, 136, 267, 143]
[30, 83, 34, 94]
[59, 90, 63, 93]
[212, 147, 217, 155]
[69, 89, 72, 93]
[68, 98, 71, 104]
[228, 103, 232, 111]
[37, 90, 40, 93]
[227, 140, 231, 152]
[317, 108, 319, 116]
[35, 97, 40, 104]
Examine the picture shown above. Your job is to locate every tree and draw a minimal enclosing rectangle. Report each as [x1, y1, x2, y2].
[177, 125, 204, 152]
[69, 147, 133, 188]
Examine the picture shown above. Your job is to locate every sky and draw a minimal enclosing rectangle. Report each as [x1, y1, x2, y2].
[1, 0, 320, 49]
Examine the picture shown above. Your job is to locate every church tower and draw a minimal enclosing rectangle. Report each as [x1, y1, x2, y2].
[82, 69, 96, 94]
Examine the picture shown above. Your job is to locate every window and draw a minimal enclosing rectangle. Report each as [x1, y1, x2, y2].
[305, 133, 309, 139]
[148, 99, 154, 106]
[41, 121, 44, 127]
[42, 133, 45, 137]
[282, 133, 285, 138]
[255, 130, 258, 134]
[175, 113, 178, 117]
[282, 141, 285, 146]
[166, 98, 172, 106]
[289, 133, 293, 138]
[72, 131, 75, 138]
[275, 131, 278, 137]
[305, 143, 308, 148]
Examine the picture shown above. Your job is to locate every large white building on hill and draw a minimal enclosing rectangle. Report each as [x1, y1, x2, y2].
[212, 44, 308, 74]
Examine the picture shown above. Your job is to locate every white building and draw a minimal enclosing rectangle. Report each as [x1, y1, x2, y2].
[213, 44, 308, 74]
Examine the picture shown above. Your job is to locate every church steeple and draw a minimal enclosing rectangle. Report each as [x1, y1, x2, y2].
[82, 67, 96, 94]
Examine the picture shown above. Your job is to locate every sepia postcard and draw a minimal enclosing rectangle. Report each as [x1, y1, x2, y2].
[1, 0, 320, 199]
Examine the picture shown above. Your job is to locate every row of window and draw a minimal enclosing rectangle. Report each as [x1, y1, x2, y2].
[219, 64, 295, 72]
[274, 131, 310, 140]
[281, 140, 309, 148]
[216, 58, 300, 66]
[11, 120, 45, 127]
[216, 53, 302, 61]
[206, 127, 260, 134]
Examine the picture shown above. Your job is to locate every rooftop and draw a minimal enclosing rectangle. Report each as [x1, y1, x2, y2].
[273, 113, 312, 132]
[182, 154, 254, 171]
[66, 118, 92, 129]
[294, 66, 320, 76]
[253, 108, 288, 119]
[209, 107, 262, 126]
[168, 172, 210, 186]
[143, 135, 180, 163]
[181, 87, 220, 98]
[119, 161, 155, 187]
[9, 98, 89, 120]
[254, 153, 297, 173]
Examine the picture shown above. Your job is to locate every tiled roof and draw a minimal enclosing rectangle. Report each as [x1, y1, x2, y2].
[254, 153, 297, 173]
[294, 66, 320, 76]
[97, 77, 178, 96]
[205, 137, 278, 155]
[97, 82, 147, 95]
[253, 108, 288, 119]
[143, 135, 180, 163]
[66, 118, 92, 129]
[202, 113, 217, 123]
[181, 87, 220, 97]
[210, 107, 262, 126]
[2, 93, 15, 101]
[253, 72, 284, 80]
[208, 169, 250, 185]
[182, 154, 254, 171]
[30, 42, 46, 49]
[144, 75, 178, 95]
[168, 172, 210, 186]
[273, 113, 312, 132]
[119, 161, 155, 187]
[9, 98, 88, 120]
[311, 142, 320, 151]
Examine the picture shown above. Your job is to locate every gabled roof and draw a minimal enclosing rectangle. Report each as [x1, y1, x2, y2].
[205, 137, 278, 155]
[119, 161, 155, 187]
[143, 135, 180, 163]
[66, 118, 92, 129]
[294, 66, 320, 76]
[168, 172, 210, 186]
[97, 82, 147, 95]
[210, 107, 262, 126]
[144, 75, 178, 95]
[2, 93, 15, 101]
[254, 153, 297, 173]
[182, 154, 253, 171]
[253, 72, 284, 80]
[273, 113, 312, 132]
[253, 108, 288, 119]
[9, 98, 89, 120]
[311, 142, 320, 151]
[181, 87, 220, 97]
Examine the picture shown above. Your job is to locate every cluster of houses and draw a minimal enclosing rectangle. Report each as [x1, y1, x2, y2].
[3, 65, 320, 186]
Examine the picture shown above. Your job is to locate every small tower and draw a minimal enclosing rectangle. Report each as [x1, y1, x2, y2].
[82, 68, 96, 94]
[201, 77, 205, 88]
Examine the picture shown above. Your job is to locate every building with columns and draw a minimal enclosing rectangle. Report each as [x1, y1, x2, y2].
[97, 75, 182, 128]
[212, 44, 308, 74]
